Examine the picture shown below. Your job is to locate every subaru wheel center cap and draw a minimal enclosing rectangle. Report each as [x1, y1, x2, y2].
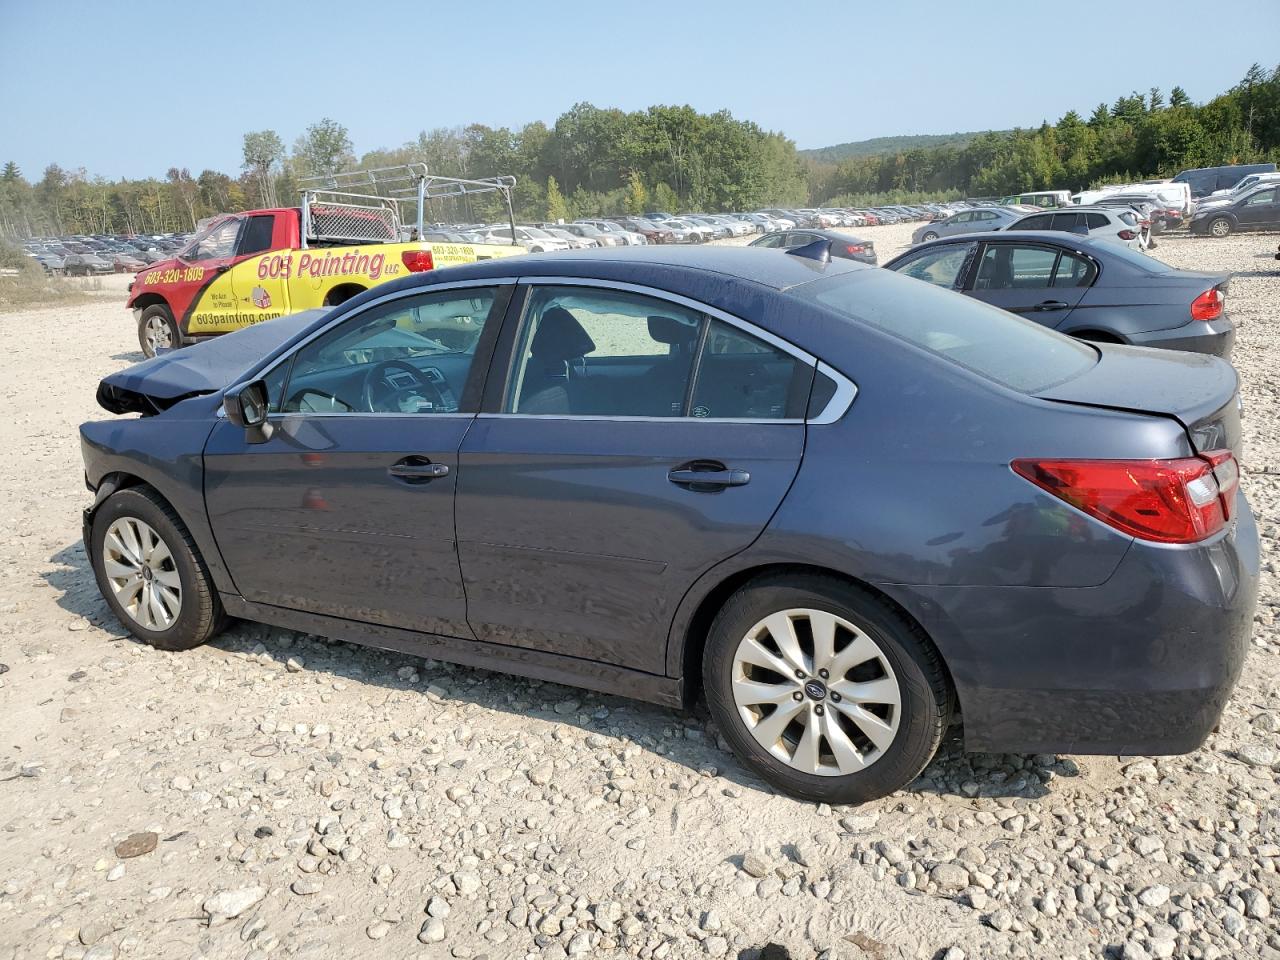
[803, 679, 827, 701]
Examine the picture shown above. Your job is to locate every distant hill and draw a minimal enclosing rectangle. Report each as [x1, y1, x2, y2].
[800, 130, 1008, 164]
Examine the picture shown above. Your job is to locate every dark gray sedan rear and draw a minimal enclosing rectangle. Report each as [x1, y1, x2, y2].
[884, 232, 1234, 357]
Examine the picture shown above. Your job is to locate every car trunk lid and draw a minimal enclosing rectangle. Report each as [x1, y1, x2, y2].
[1035, 343, 1240, 456]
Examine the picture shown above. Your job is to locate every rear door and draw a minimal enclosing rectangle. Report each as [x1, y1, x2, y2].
[455, 280, 811, 674]
[964, 240, 1092, 327]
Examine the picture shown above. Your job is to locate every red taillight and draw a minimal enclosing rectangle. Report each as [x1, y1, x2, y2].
[1117, 229, 1137, 240]
[846, 244, 865, 255]
[1191, 287, 1224, 321]
[1011, 450, 1238, 543]
[401, 250, 435, 272]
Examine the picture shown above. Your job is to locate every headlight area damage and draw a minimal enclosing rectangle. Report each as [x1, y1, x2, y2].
[95, 309, 327, 416]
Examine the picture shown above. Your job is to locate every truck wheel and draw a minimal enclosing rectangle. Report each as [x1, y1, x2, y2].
[138, 304, 179, 359]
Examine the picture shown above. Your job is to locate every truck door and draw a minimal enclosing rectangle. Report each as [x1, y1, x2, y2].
[180, 217, 244, 337]
[230, 214, 289, 325]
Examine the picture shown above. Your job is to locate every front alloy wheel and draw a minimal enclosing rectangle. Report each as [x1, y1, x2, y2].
[732, 609, 901, 775]
[102, 517, 182, 630]
[1208, 217, 1231, 238]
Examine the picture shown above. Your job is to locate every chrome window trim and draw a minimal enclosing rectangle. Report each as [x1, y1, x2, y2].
[809, 361, 857, 425]
[244, 277, 516, 418]
[515, 276, 818, 366]
[476, 413, 804, 425]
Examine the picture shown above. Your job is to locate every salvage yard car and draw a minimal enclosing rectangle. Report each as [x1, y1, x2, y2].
[127, 165, 523, 359]
[81, 247, 1257, 804]
[883, 232, 1234, 356]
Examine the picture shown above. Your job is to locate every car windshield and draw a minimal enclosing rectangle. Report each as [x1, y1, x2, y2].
[792, 270, 1097, 394]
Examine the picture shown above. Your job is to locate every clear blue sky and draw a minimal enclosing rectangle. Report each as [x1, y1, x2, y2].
[2, 0, 1278, 181]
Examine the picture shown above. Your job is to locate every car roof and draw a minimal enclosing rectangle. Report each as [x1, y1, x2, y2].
[429, 246, 864, 290]
[893, 230, 1121, 256]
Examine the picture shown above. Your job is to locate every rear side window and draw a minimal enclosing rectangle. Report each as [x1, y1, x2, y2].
[1053, 253, 1097, 288]
[794, 270, 1096, 394]
[973, 244, 1057, 290]
[1085, 213, 1109, 229]
[1016, 214, 1051, 229]
[1050, 212, 1081, 231]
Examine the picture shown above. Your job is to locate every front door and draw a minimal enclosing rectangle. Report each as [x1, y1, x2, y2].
[964, 241, 1091, 328]
[456, 282, 810, 674]
[203, 283, 508, 637]
[180, 217, 244, 337]
[1237, 187, 1279, 229]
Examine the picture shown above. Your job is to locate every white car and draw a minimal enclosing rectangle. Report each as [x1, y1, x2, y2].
[483, 225, 572, 253]
[657, 219, 703, 243]
[1007, 206, 1145, 251]
[577, 219, 646, 245]
[544, 227, 597, 249]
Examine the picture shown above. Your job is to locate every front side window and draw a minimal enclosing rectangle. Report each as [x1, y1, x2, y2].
[505, 285, 809, 420]
[891, 242, 975, 289]
[1244, 188, 1276, 206]
[186, 219, 240, 261]
[237, 215, 275, 256]
[277, 288, 498, 414]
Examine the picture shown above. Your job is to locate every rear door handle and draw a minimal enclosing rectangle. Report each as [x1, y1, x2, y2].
[1033, 300, 1070, 311]
[388, 456, 450, 483]
[668, 466, 751, 491]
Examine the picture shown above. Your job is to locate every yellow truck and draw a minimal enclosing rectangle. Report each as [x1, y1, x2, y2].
[127, 166, 524, 357]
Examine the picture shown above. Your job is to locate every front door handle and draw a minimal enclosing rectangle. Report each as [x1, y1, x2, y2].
[1032, 300, 1070, 311]
[668, 464, 751, 492]
[388, 456, 450, 483]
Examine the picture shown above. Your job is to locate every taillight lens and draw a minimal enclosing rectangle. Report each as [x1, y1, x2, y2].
[1191, 287, 1224, 321]
[1118, 229, 1137, 240]
[846, 244, 865, 255]
[401, 250, 435, 272]
[1011, 450, 1239, 543]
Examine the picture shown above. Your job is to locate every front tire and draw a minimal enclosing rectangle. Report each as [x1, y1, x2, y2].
[921, 231, 939, 243]
[138, 304, 179, 359]
[1208, 217, 1232, 238]
[90, 486, 225, 651]
[703, 574, 951, 804]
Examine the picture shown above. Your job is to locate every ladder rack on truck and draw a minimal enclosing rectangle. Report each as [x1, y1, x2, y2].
[297, 164, 518, 249]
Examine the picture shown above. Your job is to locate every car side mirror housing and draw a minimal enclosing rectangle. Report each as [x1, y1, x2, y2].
[224, 380, 274, 444]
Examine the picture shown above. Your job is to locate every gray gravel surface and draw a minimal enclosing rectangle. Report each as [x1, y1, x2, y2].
[1, 227, 1278, 960]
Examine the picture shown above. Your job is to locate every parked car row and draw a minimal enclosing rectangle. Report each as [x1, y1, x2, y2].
[21, 233, 190, 274]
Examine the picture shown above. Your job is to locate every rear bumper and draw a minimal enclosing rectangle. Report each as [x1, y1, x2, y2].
[1132, 318, 1234, 358]
[885, 493, 1258, 755]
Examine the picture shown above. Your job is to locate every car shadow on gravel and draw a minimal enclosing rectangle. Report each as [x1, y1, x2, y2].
[42, 540, 1069, 804]
[110, 350, 146, 364]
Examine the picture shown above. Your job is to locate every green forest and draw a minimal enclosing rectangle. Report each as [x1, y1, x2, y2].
[2, 64, 1278, 238]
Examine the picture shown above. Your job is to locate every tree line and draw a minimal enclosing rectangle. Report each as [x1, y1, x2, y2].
[2, 64, 1277, 239]
[808, 65, 1280, 204]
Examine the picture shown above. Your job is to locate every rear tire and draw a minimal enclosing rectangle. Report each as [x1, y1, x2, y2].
[90, 486, 226, 651]
[1208, 217, 1232, 238]
[138, 304, 179, 359]
[703, 573, 951, 804]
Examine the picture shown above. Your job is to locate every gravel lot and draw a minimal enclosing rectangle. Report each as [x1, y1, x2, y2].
[1, 226, 1278, 960]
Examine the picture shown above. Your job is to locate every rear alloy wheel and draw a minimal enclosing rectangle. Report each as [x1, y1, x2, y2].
[704, 575, 951, 803]
[138, 304, 179, 359]
[1208, 217, 1232, 238]
[90, 486, 225, 650]
[922, 231, 939, 242]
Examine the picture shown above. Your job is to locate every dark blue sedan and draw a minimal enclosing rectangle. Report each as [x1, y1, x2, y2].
[80, 247, 1258, 803]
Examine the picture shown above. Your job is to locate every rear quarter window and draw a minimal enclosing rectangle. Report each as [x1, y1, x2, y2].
[793, 270, 1096, 394]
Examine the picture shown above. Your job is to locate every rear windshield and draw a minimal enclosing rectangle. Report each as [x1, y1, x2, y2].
[1102, 243, 1176, 274]
[792, 270, 1096, 393]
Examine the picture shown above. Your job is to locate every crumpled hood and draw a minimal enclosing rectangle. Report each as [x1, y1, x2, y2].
[97, 309, 328, 414]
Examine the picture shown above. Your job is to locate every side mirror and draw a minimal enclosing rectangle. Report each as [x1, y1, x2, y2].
[224, 380, 274, 444]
